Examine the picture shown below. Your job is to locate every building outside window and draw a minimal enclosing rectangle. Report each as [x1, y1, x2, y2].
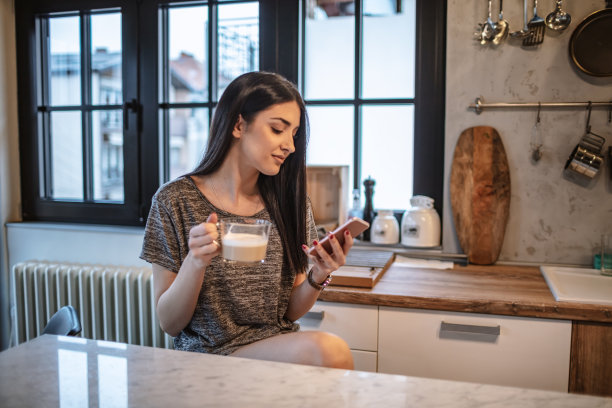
[302, 0, 417, 210]
[15, 0, 444, 226]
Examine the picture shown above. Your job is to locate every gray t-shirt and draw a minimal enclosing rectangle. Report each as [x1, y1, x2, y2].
[140, 176, 317, 355]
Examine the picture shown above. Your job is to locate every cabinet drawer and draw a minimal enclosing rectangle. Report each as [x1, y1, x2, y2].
[298, 301, 378, 351]
[351, 350, 377, 372]
[378, 307, 571, 392]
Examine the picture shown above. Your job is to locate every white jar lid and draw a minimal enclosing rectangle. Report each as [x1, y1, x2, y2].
[410, 195, 434, 209]
[376, 209, 394, 216]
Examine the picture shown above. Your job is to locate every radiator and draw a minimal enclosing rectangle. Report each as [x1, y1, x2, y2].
[10, 261, 172, 349]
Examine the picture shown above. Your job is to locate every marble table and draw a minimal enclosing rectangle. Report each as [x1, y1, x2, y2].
[1, 335, 611, 408]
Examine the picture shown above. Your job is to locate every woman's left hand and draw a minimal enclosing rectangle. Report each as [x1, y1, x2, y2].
[302, 230, 354, 282]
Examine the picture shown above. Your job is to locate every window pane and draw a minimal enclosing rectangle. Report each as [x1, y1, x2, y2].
[91, 13, 122, 105]
[168, 5, 208, 103]
[168, 108, 209, 180]
[50, 111, 83, 199]
[304, 1, 355, 100]
[218, 2, 259, 97]
[361, 104, 413, 209]
[92, 110, 124, 201]
[362, 0, 415, 98]
[49, 16, 81, 106]
[306, 105, 354, 197]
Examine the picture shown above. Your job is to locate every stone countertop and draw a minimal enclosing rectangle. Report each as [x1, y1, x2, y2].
[1, 335, 611, 408]
[321, 262, 612, 323]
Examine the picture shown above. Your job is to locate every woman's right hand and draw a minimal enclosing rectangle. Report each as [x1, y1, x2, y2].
[186, 212, 221, 269]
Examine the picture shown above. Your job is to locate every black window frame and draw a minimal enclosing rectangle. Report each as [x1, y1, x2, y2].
[297, 0, 446, 218]
[16, 0, 142, 225]
[15, 0, 445, 227]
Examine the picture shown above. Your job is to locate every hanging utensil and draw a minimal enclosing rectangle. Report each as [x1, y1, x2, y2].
[569, 0, 612, 77]
[563, 102, 607, 184]
[530, 103, 543, 163]
[510, 0, 531, 39]
[546, 0, 571, 31]
[492, 0, 510, 45]
[523, 0, 546, 46]
[477, 0, 497, 44]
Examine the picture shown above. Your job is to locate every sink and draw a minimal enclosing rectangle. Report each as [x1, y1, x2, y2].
[540, 266, 612, 306]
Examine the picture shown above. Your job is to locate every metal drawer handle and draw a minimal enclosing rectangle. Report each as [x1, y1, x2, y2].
[303, 311, 325, 321]
[440, 321, 500, 336]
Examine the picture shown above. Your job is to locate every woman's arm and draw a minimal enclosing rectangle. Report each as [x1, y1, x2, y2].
[284, 230, 353, 321]
[153, 213, 220, 337]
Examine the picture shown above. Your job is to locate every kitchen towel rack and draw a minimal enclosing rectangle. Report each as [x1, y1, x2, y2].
[470, 97, 612, 118]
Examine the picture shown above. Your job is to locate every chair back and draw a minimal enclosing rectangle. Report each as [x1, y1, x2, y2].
[42, 305, 82, 336]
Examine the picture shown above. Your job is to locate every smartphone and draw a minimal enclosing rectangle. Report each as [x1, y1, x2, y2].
[307, 217, 370, 256]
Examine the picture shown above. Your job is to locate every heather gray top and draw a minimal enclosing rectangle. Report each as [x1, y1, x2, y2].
[140, 176, 317, 355]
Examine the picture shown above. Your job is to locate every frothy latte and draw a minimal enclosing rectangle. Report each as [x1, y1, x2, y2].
[222, 232, 268, 263]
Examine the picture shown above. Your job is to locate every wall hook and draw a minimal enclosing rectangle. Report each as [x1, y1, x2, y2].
[585, 101, 593, 133]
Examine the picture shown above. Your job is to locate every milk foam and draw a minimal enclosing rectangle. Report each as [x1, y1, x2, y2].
[222, 233, 268, 246]
[222, 232, 268, 263]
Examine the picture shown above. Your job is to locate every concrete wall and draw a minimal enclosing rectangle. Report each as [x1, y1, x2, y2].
[443, 0, 612, 265]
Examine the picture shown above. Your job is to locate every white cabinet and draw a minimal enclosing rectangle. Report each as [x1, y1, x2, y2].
[298, 301, 378, 372]
[378, 307, 572, 392]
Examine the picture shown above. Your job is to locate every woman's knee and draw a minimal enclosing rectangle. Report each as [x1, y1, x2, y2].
[303, 331, 354, 370]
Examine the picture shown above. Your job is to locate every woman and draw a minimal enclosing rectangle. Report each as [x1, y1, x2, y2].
[140, 72, 354, 369]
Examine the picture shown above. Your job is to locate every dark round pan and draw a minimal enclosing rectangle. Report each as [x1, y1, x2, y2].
[569, 1, 612, 77]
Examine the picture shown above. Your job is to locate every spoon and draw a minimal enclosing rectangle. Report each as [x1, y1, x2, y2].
[481, 0, 497, 44]
[545, 0, 571, 31]
[510, 0, 530, 39]
[492, 0, 509, 45]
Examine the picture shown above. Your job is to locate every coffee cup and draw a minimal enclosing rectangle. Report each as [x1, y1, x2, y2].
[219, 219, 271, 264]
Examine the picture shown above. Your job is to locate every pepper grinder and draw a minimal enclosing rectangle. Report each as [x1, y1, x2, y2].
[362, 177, 375, 241]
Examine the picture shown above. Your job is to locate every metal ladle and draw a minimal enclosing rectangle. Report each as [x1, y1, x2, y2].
[546, 0, 571, 31]
[492, 0, 509, 45]
[481, 0, 497, 44]
[480, 0, 496, 44]
[510, 0, 531, 39]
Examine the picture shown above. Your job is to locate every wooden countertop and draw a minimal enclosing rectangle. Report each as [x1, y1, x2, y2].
[320, 263, 612, 323]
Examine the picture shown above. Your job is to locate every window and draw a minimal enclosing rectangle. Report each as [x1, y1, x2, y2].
[301, 0, 445, 214]
[16, 0, 266, 225]
[158, 1, 259, 181]
[43, 11, 125, 202]
[15, 0, 444, 226]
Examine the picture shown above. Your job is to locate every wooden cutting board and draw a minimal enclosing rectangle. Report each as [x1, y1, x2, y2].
[329, 251, 395, 288]
[450, 126, 511, 265]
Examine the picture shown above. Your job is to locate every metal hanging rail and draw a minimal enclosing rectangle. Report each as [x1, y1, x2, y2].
[469, 97, 612, 114]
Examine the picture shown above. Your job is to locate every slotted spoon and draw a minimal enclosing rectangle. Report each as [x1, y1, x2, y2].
[523, 0, 545, 46]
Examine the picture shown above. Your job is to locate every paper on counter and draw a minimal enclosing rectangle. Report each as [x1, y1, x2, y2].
[393, 255, 454, 270]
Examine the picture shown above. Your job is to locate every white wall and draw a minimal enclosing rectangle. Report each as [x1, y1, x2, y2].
[443, 0, 612, 266]
[6, 223, 147, 268]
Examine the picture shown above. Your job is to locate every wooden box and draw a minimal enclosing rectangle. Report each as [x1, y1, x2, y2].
[306, 165, 349, 231]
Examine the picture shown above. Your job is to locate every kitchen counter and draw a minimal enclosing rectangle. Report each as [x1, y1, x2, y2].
[319, 258, 612, 397]
[1, 335, 611, 408]
[321, 262, 612, 323]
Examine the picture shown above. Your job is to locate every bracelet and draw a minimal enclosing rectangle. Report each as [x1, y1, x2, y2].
[307, 269, 332, 291]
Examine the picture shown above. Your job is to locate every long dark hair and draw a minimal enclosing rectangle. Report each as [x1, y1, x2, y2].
[188, 72, 309, 274]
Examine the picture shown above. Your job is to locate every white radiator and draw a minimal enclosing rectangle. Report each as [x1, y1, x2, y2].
[10, 261, 172, 349]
